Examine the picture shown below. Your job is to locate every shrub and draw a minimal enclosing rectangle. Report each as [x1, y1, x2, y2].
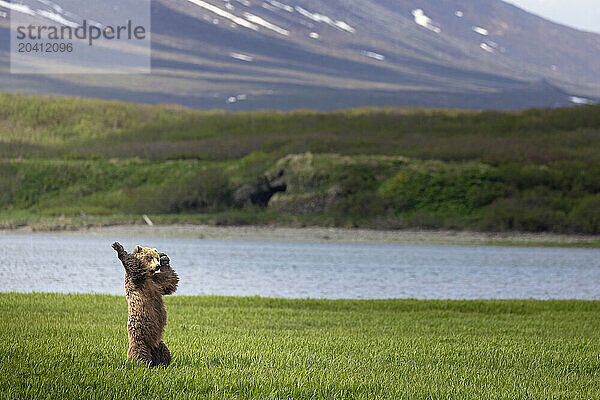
[480, 197, 567, 232]
[336, 165, 380, 195]
[380, 166, 506, 215]
[329, 192, 387, 219]
[0, 164, 19, 207]
[569, 195, 600, 234]
[131, 167, 232, 214]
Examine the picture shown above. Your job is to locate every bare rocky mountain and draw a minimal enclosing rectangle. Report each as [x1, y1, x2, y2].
[0, 0, 598, 110]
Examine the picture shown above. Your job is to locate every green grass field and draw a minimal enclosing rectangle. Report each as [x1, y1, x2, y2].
[1, 293, 599, 399]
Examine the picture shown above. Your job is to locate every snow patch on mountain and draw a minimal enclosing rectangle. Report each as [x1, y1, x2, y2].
[230, 52, 254, 61]
[227, 94, 248, 103]
[36, 10, 78, 27]
[361, 50, 385, 61]
[244, 12, 289, 35]
[0, 0, 80, 26]
[187, 0, 258, 30]
[35, 0, 64, 14]
[0, 0, 36, 16]
[569, 96, 593, 105]
[412, 9, 440, 33]
[480, 43, 495, 53]
[266, 0, 293, 13]
[334, 21, 355, 33]
[262, 3, 276, 12]
[473, 26, 489, 36]
[295, 6, 355, 33]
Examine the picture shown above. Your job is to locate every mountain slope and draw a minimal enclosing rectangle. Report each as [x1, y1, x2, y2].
[0, 0, 598, 110]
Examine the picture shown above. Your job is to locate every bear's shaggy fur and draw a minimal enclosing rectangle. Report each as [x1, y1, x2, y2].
[112, 242, 179, 367]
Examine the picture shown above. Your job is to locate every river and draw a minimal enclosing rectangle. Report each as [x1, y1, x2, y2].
[1, 232, 598, 299]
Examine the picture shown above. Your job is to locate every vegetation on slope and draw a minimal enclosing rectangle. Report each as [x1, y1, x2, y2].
[1, 93, 600, 233]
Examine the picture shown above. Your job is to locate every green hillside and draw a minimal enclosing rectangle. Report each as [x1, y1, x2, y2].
[2, 92, 600, 233]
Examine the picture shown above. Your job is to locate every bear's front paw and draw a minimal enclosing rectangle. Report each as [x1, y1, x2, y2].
[159, 253, 170, 268]
[112, 242, 125, 255]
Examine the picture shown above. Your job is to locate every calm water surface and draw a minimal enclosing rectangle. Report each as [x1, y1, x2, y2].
[1, 233, 599, 299]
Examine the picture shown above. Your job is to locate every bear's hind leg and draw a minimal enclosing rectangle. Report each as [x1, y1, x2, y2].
[128, 343, 153, 366]
[151, 341, 172, 367]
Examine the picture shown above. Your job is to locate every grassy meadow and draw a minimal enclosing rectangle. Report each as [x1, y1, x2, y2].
[1, 293, 599, 399]
[2, 92, 600, 234]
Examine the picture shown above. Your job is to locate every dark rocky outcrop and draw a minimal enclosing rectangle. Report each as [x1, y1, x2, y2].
[233, 170, 287, 208]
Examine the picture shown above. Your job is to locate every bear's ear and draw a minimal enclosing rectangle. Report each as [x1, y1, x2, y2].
[134, 245, 142, 254]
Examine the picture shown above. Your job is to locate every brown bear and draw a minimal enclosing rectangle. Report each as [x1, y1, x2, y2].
[112, 242, 179, 367]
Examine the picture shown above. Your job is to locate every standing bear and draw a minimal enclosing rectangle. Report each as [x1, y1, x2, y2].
[112, 242, 179, 367]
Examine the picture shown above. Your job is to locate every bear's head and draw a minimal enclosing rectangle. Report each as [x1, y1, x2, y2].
[132, 245, 161, 273]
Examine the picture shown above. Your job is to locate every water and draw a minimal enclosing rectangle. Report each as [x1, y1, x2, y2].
[1, 233, 599, 299]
